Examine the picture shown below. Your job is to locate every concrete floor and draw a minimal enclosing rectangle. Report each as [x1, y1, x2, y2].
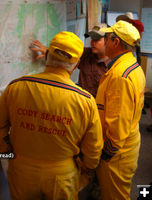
[0, 102, 152, 200]
[0, 162, 10, 200]
[131, 104, 152, 199]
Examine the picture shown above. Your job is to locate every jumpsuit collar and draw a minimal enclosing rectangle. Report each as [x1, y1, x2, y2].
[107, 52, 128, 70]
[44, 66, 71, 79]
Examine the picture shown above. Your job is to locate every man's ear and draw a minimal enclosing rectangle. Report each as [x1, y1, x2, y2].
[114, 37, 120, 47]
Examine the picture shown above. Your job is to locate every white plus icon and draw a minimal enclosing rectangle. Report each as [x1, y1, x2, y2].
[140, 187, 149, 197]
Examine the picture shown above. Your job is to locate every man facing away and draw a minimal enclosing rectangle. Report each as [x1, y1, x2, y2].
[96, 20, 146, 200]
[31, 23, 110, 98]
[0, 31, 103, 200]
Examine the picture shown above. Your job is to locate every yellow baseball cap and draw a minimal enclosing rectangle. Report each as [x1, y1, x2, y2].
[101, 20, 140, 47]
[48, 31, 84, 63]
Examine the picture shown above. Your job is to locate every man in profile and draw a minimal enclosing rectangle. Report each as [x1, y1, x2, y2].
[96, 20, 145, 200]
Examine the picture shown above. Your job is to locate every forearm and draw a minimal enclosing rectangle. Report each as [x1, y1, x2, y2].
[74, 153, 96, 180]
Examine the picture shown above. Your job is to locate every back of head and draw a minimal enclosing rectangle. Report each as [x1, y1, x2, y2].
[46, 31, 84, 72]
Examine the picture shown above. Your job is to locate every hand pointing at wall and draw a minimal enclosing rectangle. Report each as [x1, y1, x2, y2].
[30, 40, 48, 60]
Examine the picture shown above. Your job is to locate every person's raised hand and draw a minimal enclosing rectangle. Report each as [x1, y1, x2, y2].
[30, 40, 48, 60]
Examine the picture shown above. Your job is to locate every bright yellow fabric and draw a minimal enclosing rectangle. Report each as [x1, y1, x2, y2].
[0, 66, 103, 199]
[49, 31, 84, 63]
[96, 141, 140, 200]
[0, 67, 103, 168]
[8, 157, 79, 200]
[101, 20, 140, 47]
[96, 52, 145, 199]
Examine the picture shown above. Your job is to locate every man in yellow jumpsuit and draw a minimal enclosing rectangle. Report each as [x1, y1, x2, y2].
[96, 21, 146, 200]
[0, 31, 103, 200]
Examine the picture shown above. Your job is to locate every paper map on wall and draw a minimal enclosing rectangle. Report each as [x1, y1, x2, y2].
[0, 0, 66, 89]
[141, 8, 152, 53]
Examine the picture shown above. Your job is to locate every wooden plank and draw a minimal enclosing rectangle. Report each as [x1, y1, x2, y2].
[141, 55, 148, 75]
[88, 0, 101, 30]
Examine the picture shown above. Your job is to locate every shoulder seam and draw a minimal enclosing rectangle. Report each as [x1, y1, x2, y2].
[122, 62, 139, 78]
[9, 76, 91, 99]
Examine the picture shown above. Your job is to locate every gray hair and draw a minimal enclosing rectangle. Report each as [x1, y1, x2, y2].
[109, 32, 135, 51]
[46, 52, 78, 73]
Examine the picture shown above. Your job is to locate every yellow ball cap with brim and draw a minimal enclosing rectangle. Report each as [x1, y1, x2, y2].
[48, 31, 84, 63]
[100, 20, 140, 47]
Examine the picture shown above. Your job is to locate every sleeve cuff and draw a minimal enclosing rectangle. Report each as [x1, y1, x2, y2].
[101, 149, 115, 161]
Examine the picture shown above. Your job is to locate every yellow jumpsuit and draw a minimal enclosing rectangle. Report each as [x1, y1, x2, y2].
[96, 52, 145, 200]
[0, 67, 103, 200]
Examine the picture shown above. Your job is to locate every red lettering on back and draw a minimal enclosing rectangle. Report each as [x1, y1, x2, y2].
[56, 116, 62, 123]
[20, 121, 25, 128]
[66, 118, 72, 125]
[45, 114, 50, 120]
[41, 113, 45, 120]
[50, 115, 56, 122]
[26, 123, 30, 129]
[17, 108, 38, 118]
[52, 129, 57, 135]
[20, 121, 35, 131]
[61, 130, 66, 136]
[61, 117, 66, 124]
[38, 126, 43, 132]
[17, 108, 22, 115]
[38, 125, 66, 136]
[33, 111, 38, 118]
[41, 113, 50, 120]
[40, 112, 72, 126]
